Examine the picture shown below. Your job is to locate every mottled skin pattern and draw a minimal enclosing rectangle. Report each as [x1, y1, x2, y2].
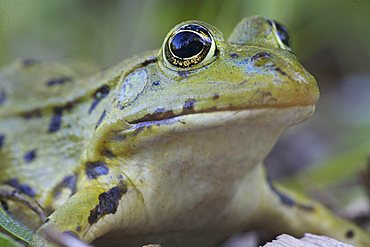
[0, 16, 368, 246]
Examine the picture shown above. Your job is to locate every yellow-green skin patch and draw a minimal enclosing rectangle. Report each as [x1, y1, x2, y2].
[0, 16, 368, 246]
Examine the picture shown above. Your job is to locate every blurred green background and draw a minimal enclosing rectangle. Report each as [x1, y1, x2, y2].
[1, 0, 370, 70]
[1, 0, 370, 207]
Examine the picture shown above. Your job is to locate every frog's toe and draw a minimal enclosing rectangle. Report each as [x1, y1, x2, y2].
[0, 184, 46, 229]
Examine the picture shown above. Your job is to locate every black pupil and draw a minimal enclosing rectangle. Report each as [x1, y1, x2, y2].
[274, 21, 290, 47]
[170, 31, 205, 58]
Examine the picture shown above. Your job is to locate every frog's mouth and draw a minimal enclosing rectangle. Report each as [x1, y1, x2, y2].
[128, 105, 315, 129]
[128, 102, 315, 125]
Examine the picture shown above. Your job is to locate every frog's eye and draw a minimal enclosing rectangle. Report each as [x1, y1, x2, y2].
[164, 24, 217, 68]
[274, 21, 290, 47]
[269, 20, 291, 50]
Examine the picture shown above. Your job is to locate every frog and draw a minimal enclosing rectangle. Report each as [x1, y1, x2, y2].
[0, 16, 369, 247]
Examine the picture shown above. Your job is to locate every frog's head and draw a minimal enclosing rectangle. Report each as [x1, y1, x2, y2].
[115, 16, 319, 126]
[98, 16, 319, 166]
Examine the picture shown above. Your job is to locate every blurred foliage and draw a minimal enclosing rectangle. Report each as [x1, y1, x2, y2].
[0, 0, 370, 72]
[0, 232, 23, 247]
[1, 0, 370, 206]
[282, 140, 370, 195]
[0, 205, 32, 246]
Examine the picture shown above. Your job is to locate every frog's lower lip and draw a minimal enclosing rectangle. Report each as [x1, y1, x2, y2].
[128, 104, 315, 125]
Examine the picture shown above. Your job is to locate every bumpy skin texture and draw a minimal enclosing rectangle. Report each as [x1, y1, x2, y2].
[0, 16, 368, 246]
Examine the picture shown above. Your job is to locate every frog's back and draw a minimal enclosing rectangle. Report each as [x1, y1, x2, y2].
[0, 59, 99, 209]
[0, 59, 97, 117]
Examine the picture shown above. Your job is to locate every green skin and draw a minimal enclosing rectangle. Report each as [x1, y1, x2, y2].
[0, 16, 368, 246]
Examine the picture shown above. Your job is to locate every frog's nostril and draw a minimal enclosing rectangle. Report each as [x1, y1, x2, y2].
[250, 52, 271, 62]
[250, 52, 272, 67]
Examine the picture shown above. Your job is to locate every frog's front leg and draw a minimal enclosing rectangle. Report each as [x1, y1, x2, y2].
[0, 184, 46, 220]
[245, 165, 370, 246]
[33, 169, 147, 246]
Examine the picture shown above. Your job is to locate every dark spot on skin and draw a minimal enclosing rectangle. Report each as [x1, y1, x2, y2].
[88, 85, 110, 114]
[5, 178, 36, 197]
[183, 99, 196, 111]
[0, 90, 6, 106]
[250, 52, 271, 62]
[48, 107, 63, 133]
[0, 135, 4, 150]
[22, 109, 43, 119]
[23, 149, 37, 163]
[53, 175, 77, 199]
[46, 76, 73, 87]
[47, 103, 74, 132]
[274, 67, 288, 76]
[230, 53, 239, 58]
[102, 149, 115, 159]
[75, 226, 81, 233]
[21, 58, 39, 67]
[268, 179, 295, 207]
[86, 161, 109, 179]
[182, 99, 196, 114]
[152, 81, 160, 86]
[88, 182, 127, 225]
[346, 229, 354, 239]
[178, 70, 189, 78]
[95, 110, 106, 129]
[63, 231, 80, 239]
[268, 178, 314, 211]
[44, 218, 50, 223]
[213, 93, 219, 100]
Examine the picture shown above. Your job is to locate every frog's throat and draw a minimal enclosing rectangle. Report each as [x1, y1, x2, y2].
[128, 105, 315, 130]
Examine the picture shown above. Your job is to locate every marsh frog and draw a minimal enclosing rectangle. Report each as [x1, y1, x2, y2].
[0, 16, 369, 246]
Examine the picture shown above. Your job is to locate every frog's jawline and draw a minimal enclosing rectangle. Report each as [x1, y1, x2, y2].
[128, 104, 314, 125]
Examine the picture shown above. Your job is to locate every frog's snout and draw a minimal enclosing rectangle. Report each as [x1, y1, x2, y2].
[227, 47, 319, 108]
